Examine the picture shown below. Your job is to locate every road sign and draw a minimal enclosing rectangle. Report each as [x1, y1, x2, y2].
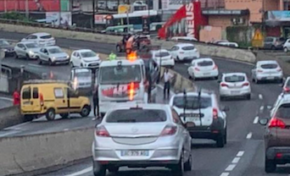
[252, 28, 264, 48]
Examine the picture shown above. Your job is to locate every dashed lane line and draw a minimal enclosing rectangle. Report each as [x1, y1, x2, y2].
[258, 94, 263, 100]
[220, 151, 245, 176]
[246, 132, 252, 139]
[253, 116, 259, 124]
[225, 164, 236, 171]
[237, 151, 244, 157]
[232, 157, 240, 164]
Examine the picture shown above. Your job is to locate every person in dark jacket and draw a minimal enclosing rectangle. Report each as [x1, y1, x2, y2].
[92, 86, 100, 120]
[147, 72, 152, 102]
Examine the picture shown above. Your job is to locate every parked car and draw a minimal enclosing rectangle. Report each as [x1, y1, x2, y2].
[21, 32, 56, 47]
[263, 36, 285, 50]
[38, 46, 69, 65]
[14, 41, 40, 60]
[92, 104, 192, 176]
[0, 39, 15, 57]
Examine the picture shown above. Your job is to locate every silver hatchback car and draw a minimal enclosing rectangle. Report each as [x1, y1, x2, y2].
[92, 104, 192, 176]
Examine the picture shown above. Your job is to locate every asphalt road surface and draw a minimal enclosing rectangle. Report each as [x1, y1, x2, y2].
[0, 97, 12, 109]
[0, 31, 286, 176]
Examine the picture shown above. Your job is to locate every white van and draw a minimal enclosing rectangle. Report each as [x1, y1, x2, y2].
[97, 59, 147, 114]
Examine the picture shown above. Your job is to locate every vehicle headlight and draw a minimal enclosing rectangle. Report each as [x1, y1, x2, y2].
[51, 57, 56, 61]
[66, 55, 69, 59]
[28, 50, 34, 55]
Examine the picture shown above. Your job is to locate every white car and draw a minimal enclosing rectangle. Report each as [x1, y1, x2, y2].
[187, 58, 218, 80]
[21, 32, 56, 47]
[14, 41, 40, 59]
[282, 77, 290, 93]
[283, 39, 290, 52]
[169, 91, 228, 148]
[169, 43, 200, 62]
[92, 104, 192, 176]
[171, 36, 197, 42]
[270, 93, 290, 117]
[251, 60, 283, 83]
[219, 72, 251, 100]
[71, 49, 101, 68]
[217, 41, 239, 48]
[38, 46, 69, 65]
[150, 49, 174, 68]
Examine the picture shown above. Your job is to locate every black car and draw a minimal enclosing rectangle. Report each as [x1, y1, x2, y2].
[0, 39, 15, 57]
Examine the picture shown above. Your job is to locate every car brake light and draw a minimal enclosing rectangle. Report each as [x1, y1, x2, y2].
[195, 67, 200, 71]
[96, 126, 110, 137]
[213, 108, 218, 119]
[268, 117, 286, 129]
[220, 83, 228, 87]
[257, 70, 263, 73]
[213, 65, 217, 70]
[160, 125, 177, 136]
[242, 82, 249, 86]
[284, 87, 290, 92]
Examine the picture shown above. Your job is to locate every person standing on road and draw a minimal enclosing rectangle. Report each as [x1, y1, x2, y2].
[146, 72, 152, 102]
[162, 68, 173, 99]
[13, 88, 20, 105]
[92, 86, 100, 120]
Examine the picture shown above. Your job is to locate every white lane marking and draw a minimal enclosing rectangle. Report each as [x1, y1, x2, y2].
[65, 166, 92, 176]
[260, 106, 264, 111]
[28, 63, 43, 68]
[246, 132, 252, 139]
[220, 172, 229, 176]
[232, 157, 240, 164]
[237, 151, 244, 157]
[225, 164, 236, 171]
[253, 116, 259, 124]
[4, 122, 30, 130]
[258, 94, 263, 99]
[0, 97, 13, 101]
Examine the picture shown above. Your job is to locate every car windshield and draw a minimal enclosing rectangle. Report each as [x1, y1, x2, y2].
[198, 60, 213, 66]
[0, 40, 9, 46]
[173, 96, 212, 109]
[275, 104, 290, 118]
[40, 35, 52, 39]
[75, 71, 91, 78]
[48, 48, 62, 54]
[260, 63, 278, 69]
[182, 46, 195, 50]
[81, 51, 96, 58]
[225, 75, 245, 82]
[286, 80, 290, 87]
[99, 65, 142, 84]
[25, 43, 38, 48]
[106, 109, 167, 123]
[155, 51, 170, 57]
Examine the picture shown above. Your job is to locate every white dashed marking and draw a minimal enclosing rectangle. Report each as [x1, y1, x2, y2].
[260, 106, 264, 111]
[225, 164, 236, 171]
[253, 116, 259, 124]
[237, 151, 244, 157]
[258, 94, 263, 99]
[232, 157, 240, 164]
[246, 132, 252, 139]
[220, 172, 229, 176]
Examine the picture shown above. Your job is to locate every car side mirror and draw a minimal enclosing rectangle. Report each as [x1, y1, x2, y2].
[259, 118, 269, 126]
[222, 106, 229, 111]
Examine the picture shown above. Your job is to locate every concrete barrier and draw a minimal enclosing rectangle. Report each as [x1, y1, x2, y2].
[0, 106, 22, 130]
[0, 23, 256, 63]
[0, 127, 94, 176]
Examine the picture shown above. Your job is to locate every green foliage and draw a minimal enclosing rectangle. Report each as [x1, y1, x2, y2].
[226, 26, 252, 48]
[1, 12, 31, 22]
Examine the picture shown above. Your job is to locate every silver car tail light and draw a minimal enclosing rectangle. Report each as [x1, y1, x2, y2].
[96, 126, 110, 137]
[160, 125, 177, 136]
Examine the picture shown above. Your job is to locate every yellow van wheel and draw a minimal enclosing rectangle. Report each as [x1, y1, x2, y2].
[80, 105, 91, 117]
[46, 108, 56, 121]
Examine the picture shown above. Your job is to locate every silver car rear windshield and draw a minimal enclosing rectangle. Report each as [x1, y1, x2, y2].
[173, 96, 212, 109]
[99, 65, 142, 84]
[40, 35, 52, 39]
[225, 75, 245, 82]
[106, 109, 167, 123]
[276, 104, 290, 119]
[261, 64, 278, 69]
[182, 46, 195, 50]
[198, 61, 213, 67]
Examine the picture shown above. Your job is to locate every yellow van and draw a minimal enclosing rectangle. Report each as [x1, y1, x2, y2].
[20, 80, 91, 121]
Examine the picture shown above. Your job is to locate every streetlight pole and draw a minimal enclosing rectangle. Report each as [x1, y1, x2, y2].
[25, 0, 29, 18]
[92, 0, 96, 30]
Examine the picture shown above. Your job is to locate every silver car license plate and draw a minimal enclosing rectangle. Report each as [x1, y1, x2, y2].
[121, 150, 149, 156]
[231, 91, 240, 94]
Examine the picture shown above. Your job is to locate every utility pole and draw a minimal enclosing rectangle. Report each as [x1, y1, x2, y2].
[4, 0, 7, 13]
[147, 0, 150, 34]
[92, 0, 96, 30]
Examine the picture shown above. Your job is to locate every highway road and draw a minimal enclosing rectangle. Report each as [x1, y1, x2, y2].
[0, 97, 12, 109]
[0, 31, 286, 176]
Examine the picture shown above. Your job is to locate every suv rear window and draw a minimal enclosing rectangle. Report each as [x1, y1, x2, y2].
[155, 52, 170, 57]
[182, 46, 195, 50]
[106, 109, 167, 123]
[198, 61, 213, 66]
[173, 96, 212, 109]
[261, 64, 278, 69]
[276, 103, 290, 118]
[225, 75, 245, 82]
[40, 35, 52, 39]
